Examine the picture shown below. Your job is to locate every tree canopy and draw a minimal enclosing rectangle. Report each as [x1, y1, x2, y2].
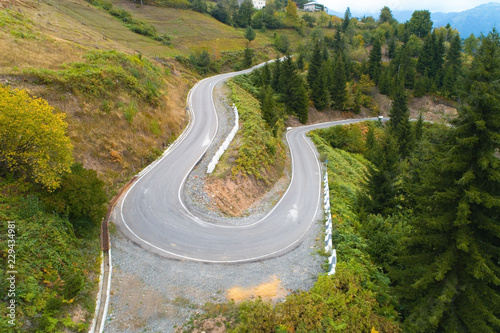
[0, 87, 73, 190]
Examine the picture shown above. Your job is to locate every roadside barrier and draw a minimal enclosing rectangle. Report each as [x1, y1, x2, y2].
[323, 171, 337, 275]
[207, 103, 239, 173]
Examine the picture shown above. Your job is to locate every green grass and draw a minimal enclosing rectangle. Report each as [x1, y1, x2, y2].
[124, 101, 139, 123]
[86, 0, 172, 45]
[226, 80, 285, 183]
[25, 49, 164, 104]
[0, 9, 40, 40]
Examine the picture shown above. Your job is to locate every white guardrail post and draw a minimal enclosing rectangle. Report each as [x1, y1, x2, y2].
[323, 170, 337, 275]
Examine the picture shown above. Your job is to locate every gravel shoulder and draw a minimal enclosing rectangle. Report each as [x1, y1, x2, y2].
[104, 80, 324, 332]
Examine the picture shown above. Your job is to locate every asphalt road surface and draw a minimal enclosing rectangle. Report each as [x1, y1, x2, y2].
[112, 63, 381, 263]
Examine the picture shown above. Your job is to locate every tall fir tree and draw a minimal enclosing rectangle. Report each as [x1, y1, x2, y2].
[342, 7, 351, 32]
[359, 133, 400, 215]
[333, 30, 345, 54]
[307, 41, 323, 90]
[393, 45, 416, 89]
[296, 52, 305, 70]
[279, 55, 296, 102]
[260, 62, 272, 86]
[441, 66, 456, 98]
[271, 56, 282, 93]
[416, 33, 435, 76]
[310, 64, 329, 110]
[368, 38, 383, 84]
[289, 75, 309, 124]
[330, 56, 347, 110]
[414, 112, 424, 142]
[389, 81, 413, 158]
[379, 67, 392, 95]
[432, 32, 446, 87]
[388, 38, 397, 59]
[260, 84, 278, 135]
[322, 43, 329, 61]
[442, 33, 462, 98]
[395, 30, 500, 333]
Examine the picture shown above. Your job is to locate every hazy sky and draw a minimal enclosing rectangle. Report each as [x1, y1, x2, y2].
[323, 0, 500, 14]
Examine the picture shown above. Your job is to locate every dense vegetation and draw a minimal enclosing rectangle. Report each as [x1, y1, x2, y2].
[0, 87, 108, 332]
[224, 80, 286, 184]
[26, 50, 165, 107]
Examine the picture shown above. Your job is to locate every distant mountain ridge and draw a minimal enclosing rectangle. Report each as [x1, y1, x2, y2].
[430, 2, 500, 37]
[328, 2, 500, 37]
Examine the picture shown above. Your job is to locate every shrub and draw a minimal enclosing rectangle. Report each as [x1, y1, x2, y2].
[0, 87, 73, 190]
[26, 50, 164, 105]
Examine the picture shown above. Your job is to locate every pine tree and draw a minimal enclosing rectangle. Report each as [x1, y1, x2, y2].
[243, 47, 254, 68]
[330, 56, 347, 110]
[446, 34, 462, 70]
[307, 41, 323, 89]
[235, 0, 253, 27]
[310, 64, 329, 110]
[414, 69, 432, 97]
[442, 34, 462, 98]
[359, 133, 400, 215]
[296, 52, 305, 70]
[396, 30, 500, 333]
[364, 125, 378, 162]
[342, 7, 351, 32]
[333, 29, 344, 54]
[441, 66, 455, 98]
[379, 67, 391, 96]
[244, 25, 256, 44]
[260, 62, 272, 86]
[289, 75, 309, 123]
[416, 33, 435, 76]
[280, 55, 299, 114]
[322, 43, 329, 61]
[432, 32, 445, 82]
[388, 38, 396, 59]
[279, 55, 296, 98]
[391, 44, 416, 90]
[260, 84, 278, 135]
[368, 38, 382, 84]
[389, 81, 413, 158]
[271, 56, 281, 93]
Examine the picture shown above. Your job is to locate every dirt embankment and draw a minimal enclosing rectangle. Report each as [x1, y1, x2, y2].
[205, 165, 286, 217]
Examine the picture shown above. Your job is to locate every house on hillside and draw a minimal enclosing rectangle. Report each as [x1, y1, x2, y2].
[252, 0, 265, 9]
[303, 2, 326, 12]
[238, 0, 265, 9]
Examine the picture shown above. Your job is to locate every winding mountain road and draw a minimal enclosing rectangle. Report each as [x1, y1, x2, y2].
[112, 64, 379, 263]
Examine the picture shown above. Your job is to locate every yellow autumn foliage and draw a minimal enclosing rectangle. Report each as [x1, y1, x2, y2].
[0, 86, 73, 190]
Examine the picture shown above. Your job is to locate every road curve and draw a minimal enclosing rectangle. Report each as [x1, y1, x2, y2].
[112, 63, 380, 263]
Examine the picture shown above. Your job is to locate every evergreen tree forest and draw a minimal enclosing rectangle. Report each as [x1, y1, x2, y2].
[321, 30, 500, 332]
[223, 3, 481, 128]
